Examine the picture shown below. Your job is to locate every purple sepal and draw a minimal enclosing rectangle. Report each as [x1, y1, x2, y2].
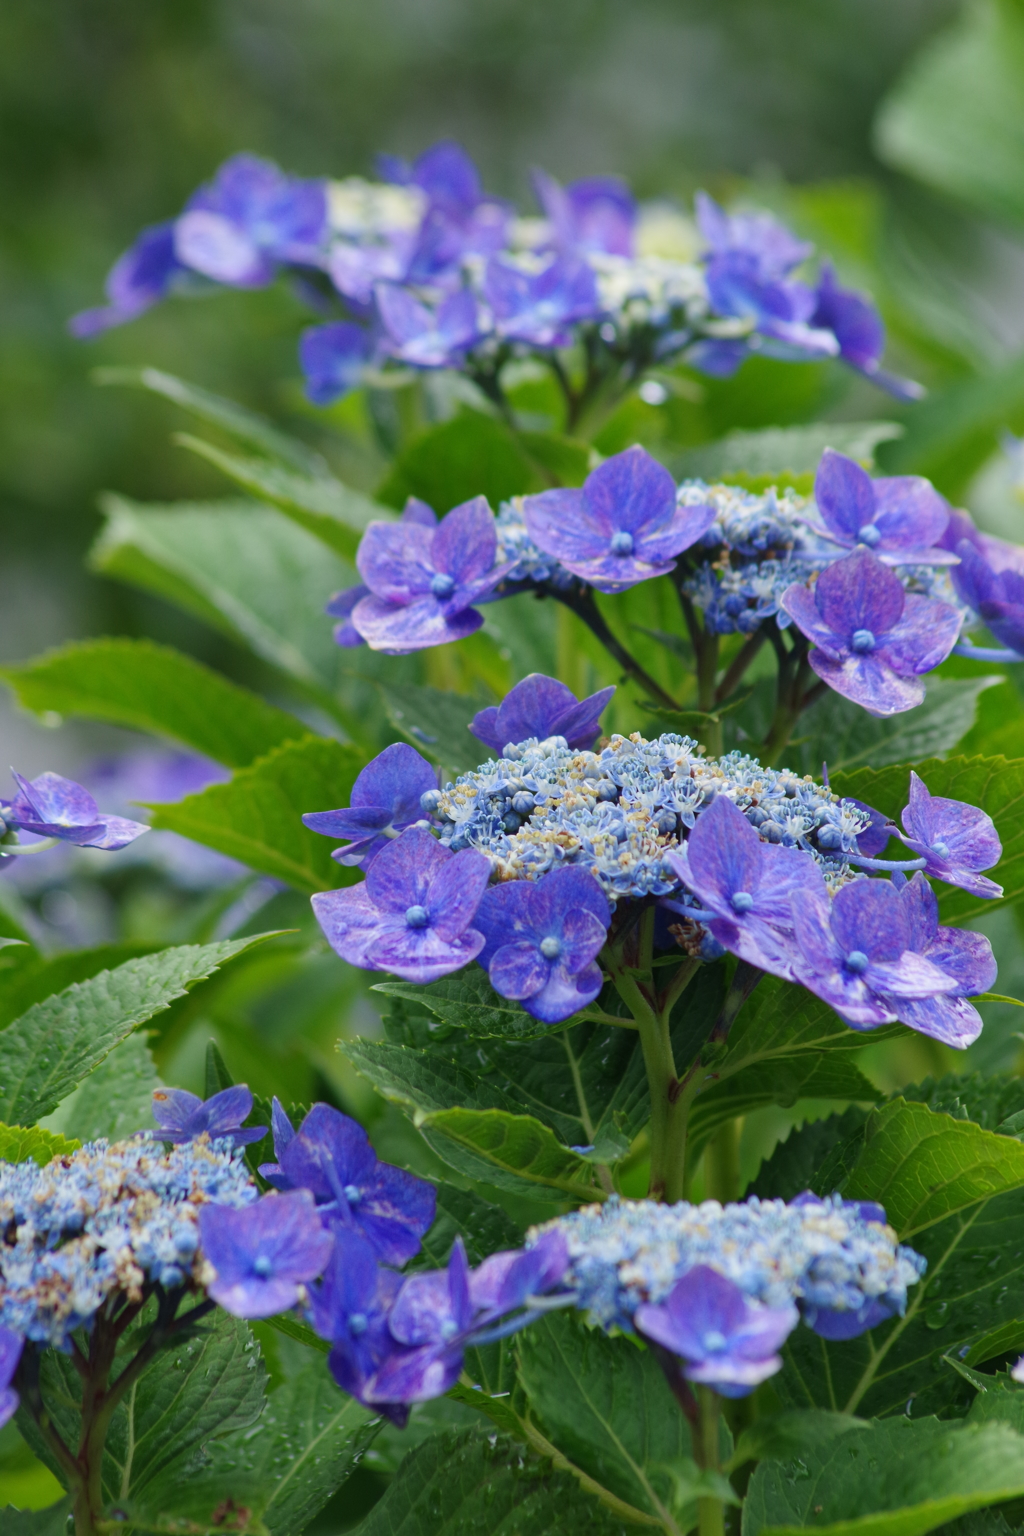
[470, 1230, 569, 1319]
[69, 222, 185, 337]
[0, 1327, 23, 1430]
[150, 1084, 266, 1149]
[474, 865, 610, 1024]
[849, 799, 893, 858]
[533, 169, 636, 258]
[898, 771, 1002, 900]
[175, 153, 327, 287]
[375, 284, 482, 368]
[300, 322, 371, 406]
[275, 1102, 436, 1266]
[780, 549, 962, 717]
[811, 265, 924, 402]
[523, 446, 716, 593]
[302, 741, 437, 868]
[885, 872, 993, 1047]
[325, 584, 369, 647]
[198, 1190, 333, 1319]
[257, 1096, 298, 1188]
[636, 1264, 797, 1398]
[951, 539, 1024, 659]
[308, 1228, 408, 1425]
[810, 450, 954, 566]
[484, 254, 601, 347]
[5, 770, 149, 850]
[365, 1239, 474, 1406]
[470, 674, 615, 755]
[805, 1296, 897, 1340]
[312, 826, 489, 983]
[665, 794, 825, 980]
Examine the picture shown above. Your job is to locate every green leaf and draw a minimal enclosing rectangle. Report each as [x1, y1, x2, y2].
[0, 942, 164, 1032]
[418, 1106, 598, 1203]
[378, 681, 491, 775]
[966, 1372, 1024, 1434]
[377, 410, 548, 511]
[748, 1107, 869, 1201]
[843, 1097, 1024, 1238]
[727, 1409, 864, 1472]
[372, 965, 554, 1041]
[744, 1415, 1024, 1536]
[350, 1426, 632, 1536]
[147, 735, 360, 894]
[0, 1122, 80, 1163]
[55, 1031, 160, 1144]
[668, 421, 902, 483]
[786, 676, 1000, 776]
[146, 1364, 379, 1536]
[0, 933, 274, 1125]
[176, 431, 391, 560]
[830, 755, 1024, 924]
[0, 1503, 72, 1536]
[0, 638, 306, 768]
[875, 0, 1024, 230]
[517, 1310, 731, 1528]
[95, 365, 329, 473]
[417, 1181, 521, 1268]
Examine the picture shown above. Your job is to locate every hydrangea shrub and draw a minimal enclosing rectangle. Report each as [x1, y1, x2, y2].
[5, 141, 1024, 1536]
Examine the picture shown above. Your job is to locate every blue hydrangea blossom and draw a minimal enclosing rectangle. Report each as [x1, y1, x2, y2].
[303, 741, 437, 868]
[149, 1084, 266, 1148]
[897, 771, 1003, 901]
[469, 673, 615, 756]
[635, 1264, 798, 1396]
[809, 450, 955, 566]
[2, 770, 149, 851]
[0, 1327, 22, 1430]
[198, 1190, 333, 1318]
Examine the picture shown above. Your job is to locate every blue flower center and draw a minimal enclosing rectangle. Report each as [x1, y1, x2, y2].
[539, 936, 562, 960]
[253, 1255, 273, 1278]
[702, 1329, 727, 1352]
[439, 1319, 460, 1341]
[349, 1312, 368, 1336]
[857, 524, 881, 548]
[851, 629, 876, 653]
[344, 1184, 362, 1205]
[610, 530, 634, 556]
[405, 904, 429, 928]
[845, 949, 870, 974]
[731, 891, 754, 913]
[430, 572, 456, 598]
[932, 841, 950, 858]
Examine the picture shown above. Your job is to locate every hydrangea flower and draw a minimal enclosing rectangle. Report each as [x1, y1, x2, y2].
[149, 1085, 266, 1148]
[348, 496, 512, 652]
[484, 255, 601, 347]
[303, 741, 437, 868]
[1, 770, 149, 851]
[260, 1101, 436, 1266]
[951, 538, 1024, 661]
[327, 498, 438, 647]
[307, 1229, 408, 1425]
[365, 1239, 475, 1406]
[809, 450, 954, 565]
[311, 826, 490, 982]
[896, 771, 1002, 900]
[469, 674, 615, 755]
[810, 265, 923, 402]
[533, 170, 636, 258]
[885, 872, 994, 1048]
[665, 793, 824, 978]
[780, 549, 962, 715]
[474, 865, 611, 1023]
[375, 284, 481, 368]
[788, 1193, 905, 1338]
[788, 878, 958, 1030]
[69, 222, 185, 338]
[198, 1190, 333, 1318]
[523, 446, 716, 593]
[299, 321, 372, 406]
[636, 1265, 797, 1396]
[0, 1328, 22, 1430]
[173, 153, 327, 287]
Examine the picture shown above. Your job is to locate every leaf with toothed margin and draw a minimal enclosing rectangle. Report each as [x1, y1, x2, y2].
[417, 1106, 598, 1203]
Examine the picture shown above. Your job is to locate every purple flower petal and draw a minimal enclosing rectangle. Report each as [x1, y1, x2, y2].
[199, 1190, 333, 1319]
[356, 522, 435, 604]
[364, 826, 450, 913]
[489, 941, 551, 1000]
[814, 450, 876, 544]
[431, 497, 498, 587]
[425, 847, 492, 941]
[350, 594, 485, 653]
[814, 550, 906, 642]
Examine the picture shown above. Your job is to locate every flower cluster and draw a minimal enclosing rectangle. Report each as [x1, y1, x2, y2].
[529, 1192, 925, 1393]
[331, 444, 973, 717]
[305, 691, 1000, 1042]
[0, 1135, 257, 1348]
[71, 142, 916, 406]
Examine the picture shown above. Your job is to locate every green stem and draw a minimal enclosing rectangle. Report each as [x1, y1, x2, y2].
[704, 1118, 742, 1204]
[714, 627, 767, 705]
[760, 632, 813, 767]
[679, 592, 722, 755]
[556, 589, 679, 711]
[696, 1387, 726, 1536]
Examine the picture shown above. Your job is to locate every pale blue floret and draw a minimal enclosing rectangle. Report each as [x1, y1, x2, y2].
[0, 1136, 257, 1348]
[528, 1194, 926, 1334]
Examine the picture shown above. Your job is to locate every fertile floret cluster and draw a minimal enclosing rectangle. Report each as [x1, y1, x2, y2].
[0, 1136, 256, 1347]
[533, 1192, 925, 1339]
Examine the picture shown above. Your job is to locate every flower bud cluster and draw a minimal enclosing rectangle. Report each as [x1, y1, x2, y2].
[530, 1193, 925, 1335]
[434, 730, 871, 902]
[0, 1136, 257, 1347]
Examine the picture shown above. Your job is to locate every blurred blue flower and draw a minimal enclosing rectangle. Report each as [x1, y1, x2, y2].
[811, 264, 923, 402]
[376, 284, 482, 367]
[149, 1085, 266, 1149]
[474, 865, 610, 1023]
[636, 1264, 797, 1396]
[469, 673, 615, 755]
[263, 1101, 436, 1266]
[303, 741, 437, 869]
[952, 537, 1024, 659]
[484, 255, 601, 347]
[0, 1327, 22, 1430]
[533, 169, 636, 258]
[173, 153, 327, 287]
[312, 827, 490, 982]
[523, 446, 716, 593]
[781, 549, 962, 715]
[2, 770, 149, 851]
[300, 321, 372, 405]
[198, 1189, 333, 1319]
[69, 222, 185, 337]
[308, 1228, 408, 1425]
